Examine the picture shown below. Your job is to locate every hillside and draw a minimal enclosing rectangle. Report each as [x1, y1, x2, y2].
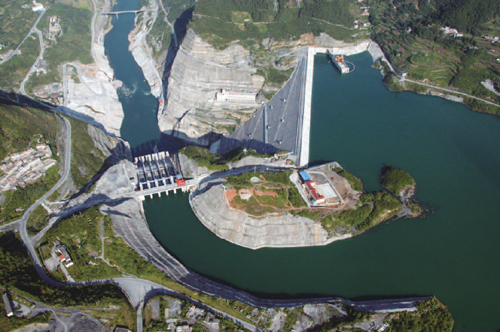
[370, 0, 500, 114]
[189, 0, 356, 49]
[0, 98, 130, 226]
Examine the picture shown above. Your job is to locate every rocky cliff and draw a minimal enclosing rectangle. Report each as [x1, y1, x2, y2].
[87, 124, 132, 161]
[64, 160, 136, 213]
[128, 9, 164, 103]
[190, 181, 351, 249]
[158, 29, 265, 145]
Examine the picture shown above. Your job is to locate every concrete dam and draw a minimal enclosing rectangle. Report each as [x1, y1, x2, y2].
[212, 48, 314, 167]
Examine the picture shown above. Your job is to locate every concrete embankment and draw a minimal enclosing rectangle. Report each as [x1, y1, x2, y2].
[105, 191, 425, 311]
[189, 180, 352, 249]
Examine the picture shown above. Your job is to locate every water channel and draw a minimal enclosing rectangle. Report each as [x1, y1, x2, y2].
[105, 1, 500, 331]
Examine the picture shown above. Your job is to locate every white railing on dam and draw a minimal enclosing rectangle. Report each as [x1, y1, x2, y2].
[299, 48, 314, 167]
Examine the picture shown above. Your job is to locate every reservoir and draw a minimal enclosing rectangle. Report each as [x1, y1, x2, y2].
[106, 1, 500, 331]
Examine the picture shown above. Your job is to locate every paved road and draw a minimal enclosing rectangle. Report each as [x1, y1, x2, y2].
[402, 78, 500, 108]
[0, 9, 47, 65]
[157, 0, 177, 47]
[18, 115, 72, 253]
[20, 28, 45, 95]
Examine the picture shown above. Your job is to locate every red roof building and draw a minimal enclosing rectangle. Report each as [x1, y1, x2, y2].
[305, 180, 325, 203]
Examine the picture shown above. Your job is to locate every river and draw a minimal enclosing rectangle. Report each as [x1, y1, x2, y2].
[105, 1, 500, 331]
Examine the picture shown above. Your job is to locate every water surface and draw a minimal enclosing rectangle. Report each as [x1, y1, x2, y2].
[105, 4, 500, 330]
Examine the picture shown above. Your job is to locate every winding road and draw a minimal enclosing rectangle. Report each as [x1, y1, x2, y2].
[20, 27, 45, 96]
[402, 78, 500, 108]
[0, 9, 47, 66]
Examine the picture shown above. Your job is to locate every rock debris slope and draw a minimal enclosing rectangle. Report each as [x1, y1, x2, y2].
[158, 29, 264, 145]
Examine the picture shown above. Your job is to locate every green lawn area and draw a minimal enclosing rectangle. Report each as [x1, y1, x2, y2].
[231, 11, 252, 24]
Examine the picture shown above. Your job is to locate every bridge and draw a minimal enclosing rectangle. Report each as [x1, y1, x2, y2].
[100, 10, 146, 17]
[135, 178, 201, 201]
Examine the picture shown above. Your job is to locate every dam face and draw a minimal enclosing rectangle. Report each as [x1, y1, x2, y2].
[214, 48, 313, 166]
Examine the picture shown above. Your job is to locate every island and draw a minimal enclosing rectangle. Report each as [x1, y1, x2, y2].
[183, 149, 421, 249]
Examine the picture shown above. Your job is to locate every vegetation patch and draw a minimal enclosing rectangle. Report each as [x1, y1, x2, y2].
[0, 232, 136, 330]
[308, 305, 372, 332]
[39, 206, 122, 281]
[189, 0, 354, 50]
[0, 103, 58, 161]
[387, 297, 454, 332]
[256, 66, 295, 86]
[69, 119, 107, 190]
[180, 146, 271, 170]
[0, 309, 51, 331]
[359, 191, 402, 226]
[321, 204, 373, 233]
[381, 165, 416, 195]
[370, 0, 500, 114]
[37, 206, 256, 324]
[27, 205, 50, 236]
[225, 171, 305, 216]
[332, 167, 363, 191]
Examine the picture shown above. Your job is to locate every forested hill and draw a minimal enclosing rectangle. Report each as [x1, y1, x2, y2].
[194, 0, 353, 27]
[189, 0, 355, 47]
[427, 0, 500, 33]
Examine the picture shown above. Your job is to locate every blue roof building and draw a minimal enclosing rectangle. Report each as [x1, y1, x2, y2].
[299, 171, 312, 182]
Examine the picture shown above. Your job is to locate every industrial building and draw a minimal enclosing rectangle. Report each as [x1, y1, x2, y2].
[296, 169, 344, 207]
[299, 171, 325, 204]
[133, 151, 180, 191]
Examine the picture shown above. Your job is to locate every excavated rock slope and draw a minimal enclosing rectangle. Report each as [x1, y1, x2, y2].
[158, 29, 264, 145]
[87, 124, 132, 161]
[190, 181, 352, 249]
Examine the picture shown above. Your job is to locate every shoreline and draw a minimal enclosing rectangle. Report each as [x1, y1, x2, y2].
[128, 12, 165, 114]
[61, 0, 124, 137]
[297, 39, 384, 166]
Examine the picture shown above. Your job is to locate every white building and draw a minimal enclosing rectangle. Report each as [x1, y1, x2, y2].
[214, 89, 256, 104]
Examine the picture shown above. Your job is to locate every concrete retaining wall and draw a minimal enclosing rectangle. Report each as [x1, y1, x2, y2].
[189, 181, 352, 249]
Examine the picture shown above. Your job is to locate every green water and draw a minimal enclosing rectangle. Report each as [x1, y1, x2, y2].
[105, 2, 500, 330]
[104, 0, 184, 156]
